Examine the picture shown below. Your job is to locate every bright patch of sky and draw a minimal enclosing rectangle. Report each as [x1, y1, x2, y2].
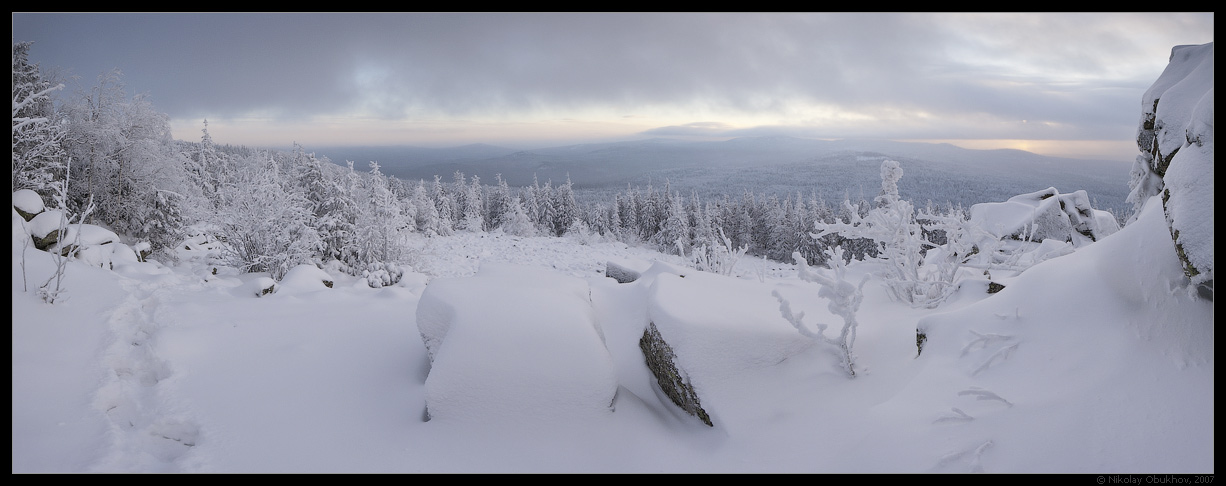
[11, 12, 1214, 159]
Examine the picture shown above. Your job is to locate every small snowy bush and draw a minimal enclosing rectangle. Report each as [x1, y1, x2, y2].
[363, 261, 405, 288]
[774, 247, 868, 378]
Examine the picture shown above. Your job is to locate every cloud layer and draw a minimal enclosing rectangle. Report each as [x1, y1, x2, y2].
[12, 12, 1214, 156]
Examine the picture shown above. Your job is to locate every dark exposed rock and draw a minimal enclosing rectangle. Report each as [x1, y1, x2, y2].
[639, 321, 713, 427]
[605, 261, 641, 283]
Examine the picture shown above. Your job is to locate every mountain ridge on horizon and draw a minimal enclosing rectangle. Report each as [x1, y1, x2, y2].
[300, 135, 1131, 217]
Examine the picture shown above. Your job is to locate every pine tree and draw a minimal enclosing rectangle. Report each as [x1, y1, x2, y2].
[552, 175, 578, 236]
[432, 175, 454, 236]
[412, 180, 442, 237]
[653, 194, 691, 255]
[501, 193, 537, 237]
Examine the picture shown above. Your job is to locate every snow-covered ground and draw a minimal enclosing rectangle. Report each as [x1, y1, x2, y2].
[11, 193, 1212, 473]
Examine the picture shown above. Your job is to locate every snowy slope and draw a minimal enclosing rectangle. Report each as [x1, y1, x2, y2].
[11, 194, 1212, 473]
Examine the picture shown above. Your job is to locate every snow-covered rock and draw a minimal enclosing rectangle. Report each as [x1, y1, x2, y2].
[969, 187, 1117, 247]
[1133, 42, 1213, 299]
[604, 260, 642, 283]
[277, 264, 335, 293]
[232, 276, 277, 298]
[26, 209, 67, 250]
[12, 189, 45, 221]
[45, 223, 122, 269]
[415, 262, 617, 422]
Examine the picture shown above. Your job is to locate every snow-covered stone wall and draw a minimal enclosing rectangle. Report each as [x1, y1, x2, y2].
[1131, 42, 1214, 299]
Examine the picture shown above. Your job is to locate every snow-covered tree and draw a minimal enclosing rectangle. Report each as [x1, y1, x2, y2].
[432, 175, 454, 236]
[351, 161, 411, 269]
[412, 179, 442, 237]
[486, 174, 512, 231]
[215, 155, 322, 280]
[461, 174, 485, 232]
[653, 194, 690, 255]
[551, 175, 578, 236]
[11, 41, 67, 200]
[812, 160, 958, 308]
[501, 194, 537, 237]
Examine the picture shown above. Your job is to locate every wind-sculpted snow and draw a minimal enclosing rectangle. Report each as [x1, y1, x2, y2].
[416, 263, 618, 422]
[914, 199, 1213, 472]
[639, 265, 817, 431]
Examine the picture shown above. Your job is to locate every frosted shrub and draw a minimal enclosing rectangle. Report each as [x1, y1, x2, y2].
[773, 247, 868, 378]
[811, 160, 970, 309]
[566, 217, 601, 245]
[363, 261, 405, 288]
[686, 228, 748, 276]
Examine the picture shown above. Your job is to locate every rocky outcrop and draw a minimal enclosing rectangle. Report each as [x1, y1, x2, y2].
[1132, 42, 1214, 300]
[968, 187, 1119, 248]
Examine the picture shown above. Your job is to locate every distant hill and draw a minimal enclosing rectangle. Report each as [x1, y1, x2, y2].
[312, 136, 1132, 217]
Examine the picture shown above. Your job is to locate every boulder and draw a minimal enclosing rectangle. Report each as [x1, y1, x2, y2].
[969, 187, 1118, 247]
[639, 321, 712, 426]
[26, 210, 67, 251]
[605, 260, 642, 283]
[1133, 42, 1214, 299]
[278, 264, 335, 293]
[12, 189, 45, 222]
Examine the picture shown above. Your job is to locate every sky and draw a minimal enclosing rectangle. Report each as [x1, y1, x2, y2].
[11, 12, 1214, 161]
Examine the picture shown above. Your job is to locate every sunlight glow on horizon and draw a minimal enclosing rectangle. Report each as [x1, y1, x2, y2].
[173, 113, 1139, 162]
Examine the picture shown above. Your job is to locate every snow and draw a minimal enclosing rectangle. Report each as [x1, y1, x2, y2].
[24, 208, 66, 239]
[968, 187, 1115, 247]
[12, 189, 44, 216]
[11, 194, 1213, 473]
[1150, 42, 1214, 291]
[1142, 43, 1215, 164]
[417, 263, 617, 422]
[8, 42, 1215, 471]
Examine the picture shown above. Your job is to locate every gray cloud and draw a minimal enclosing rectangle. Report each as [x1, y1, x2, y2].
[12, 12, 1214, 151]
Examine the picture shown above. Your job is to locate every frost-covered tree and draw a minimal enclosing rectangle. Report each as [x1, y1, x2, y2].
[501, 194, 537, 237]
[12, 41, 67, 200]
[54, 70, 197, 255]
[653, 194, 690, 255]
[812, 160, 958, 308]
[183, 119, 233, 209]
[412, 179, 442, 237]
[350, 161, 411, 270]
[293, 148, 357, 265]
[461, 174, 485, 232]
[486, 174, 512, 231]
[215, 155, 322, 280]
[431, 175, 454, 236]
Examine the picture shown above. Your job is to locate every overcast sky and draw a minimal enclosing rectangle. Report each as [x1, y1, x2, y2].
[11, 12, 1214, 160]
